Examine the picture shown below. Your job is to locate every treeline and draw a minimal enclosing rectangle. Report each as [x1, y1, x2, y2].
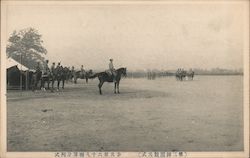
[192, 68, 243, 76]
[126, 68, 243, 78]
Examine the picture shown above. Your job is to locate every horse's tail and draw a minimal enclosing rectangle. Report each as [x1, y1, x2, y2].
[89, 73, 99, 79]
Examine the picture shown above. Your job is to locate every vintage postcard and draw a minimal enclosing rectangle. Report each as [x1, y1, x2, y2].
[1, 0, 249, 158]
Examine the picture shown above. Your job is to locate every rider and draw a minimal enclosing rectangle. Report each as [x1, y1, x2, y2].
[80, 65, 85, 78]
[56, 62, 61, 69]
[109, 58, 116, 81]
[71, 66, 75, 74]
[35, 62, 42, 89]
[43, 60, 50, 77]
[57, 62, 64, 76]
[51, 62, 56, 76]
[71, 66, 76, 83]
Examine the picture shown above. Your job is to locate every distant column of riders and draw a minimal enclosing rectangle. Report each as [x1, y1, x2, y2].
[176, 68, 194, 81]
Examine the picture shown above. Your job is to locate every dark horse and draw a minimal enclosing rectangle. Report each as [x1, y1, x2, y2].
[89, 67, 127, 95]
[176, 70, 186, 81]
[31, 70, 42, 91]
[176, 70, 194, 81]
[31, 66, 67, 92]
[186, 71, 194, 80]
[51, 66, 66, 91]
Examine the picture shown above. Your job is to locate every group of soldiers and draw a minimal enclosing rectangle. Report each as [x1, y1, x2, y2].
[176, 68, 195, 81]
[176, 68, 193, 74]
[34, 58, 117, 81]
[35, 60, 86, 80]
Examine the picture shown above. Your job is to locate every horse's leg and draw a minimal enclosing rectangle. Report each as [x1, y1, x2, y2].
[114, 82, 117, 94]
[62, 78, 65, 89]
[57, 79, 60, 91]
[73, 75, 77, 84]
[35, 77, 39, 90]
[40, 78, 43, 90]
[117, 81, 120, 94]
[51, 78, 54, 92]
[32, 78, 35, 91]
[47, 79, 50, 89]
[98, 80, 104, 95]
[86, 77, 88, 83]
[40, 78, 42, 89]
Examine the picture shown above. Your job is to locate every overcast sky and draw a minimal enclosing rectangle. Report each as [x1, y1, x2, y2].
[5, 1, 246, 71]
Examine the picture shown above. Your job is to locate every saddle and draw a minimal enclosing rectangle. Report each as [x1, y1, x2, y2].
[105, 70, 112, 76]
[105, 70, 116, 81]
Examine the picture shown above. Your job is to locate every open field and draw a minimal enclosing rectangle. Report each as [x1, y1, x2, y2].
[7, 76, 243, 151]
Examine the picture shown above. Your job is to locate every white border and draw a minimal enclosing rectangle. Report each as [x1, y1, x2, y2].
[1, 1, 249, 158]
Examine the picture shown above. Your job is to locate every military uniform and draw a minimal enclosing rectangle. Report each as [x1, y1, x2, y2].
[42, 63, 50, 77]
[109, 59, 116, 81]
[80, 66, 84, 77]
[51, 65, 56, 75]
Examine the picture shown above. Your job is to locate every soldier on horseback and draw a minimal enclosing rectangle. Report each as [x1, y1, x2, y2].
[55, 62, 63, 78]
[41, 60, 51, 91]
[32, 62, 42, 91]
[109, 58, 117, 82]
[80, 65, 85, 78]
[71, 66, 77, 83]
[42, 60, 50, 78]
[51, 62, 56, 77]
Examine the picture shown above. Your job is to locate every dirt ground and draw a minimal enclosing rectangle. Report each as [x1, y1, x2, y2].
[7, 76, 243, 151]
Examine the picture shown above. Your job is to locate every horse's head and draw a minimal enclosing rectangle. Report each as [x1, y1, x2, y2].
[118, 67, 127, 77]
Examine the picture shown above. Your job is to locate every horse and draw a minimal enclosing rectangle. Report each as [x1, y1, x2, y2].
[31, 66, 66, 92]
[51, 66, 66, 91]
[40, 73, 51, 90]
[89, 67, 127, 95]
[74, 70, 93, 84]
[175, 70, 186, 81]
[64, 67, 71, 83]
[186, 71, 194, 80]
[31, 70, 42, 91]
[176, 70, 194, 81]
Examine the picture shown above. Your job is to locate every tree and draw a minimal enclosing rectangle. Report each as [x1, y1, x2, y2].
[6, 28, 47, 69]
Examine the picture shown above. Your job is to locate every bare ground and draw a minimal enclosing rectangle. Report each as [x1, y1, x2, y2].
[7, 76, 243, 151]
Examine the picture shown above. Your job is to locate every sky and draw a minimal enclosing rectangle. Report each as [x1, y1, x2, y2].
[5, 1, 247, 71]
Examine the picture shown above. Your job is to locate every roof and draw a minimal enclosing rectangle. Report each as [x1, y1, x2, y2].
[6, 57, 29, 71]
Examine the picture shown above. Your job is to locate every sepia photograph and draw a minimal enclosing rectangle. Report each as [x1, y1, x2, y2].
[0, 0, 249, 158]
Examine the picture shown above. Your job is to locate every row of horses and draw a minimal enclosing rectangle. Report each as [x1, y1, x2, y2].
[7, 65, 127, 94]
[175, 70, 194, 81]
[8, 65, 195, 94]
[31, 67, 93, 92]
[32, 67, 128, 94]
